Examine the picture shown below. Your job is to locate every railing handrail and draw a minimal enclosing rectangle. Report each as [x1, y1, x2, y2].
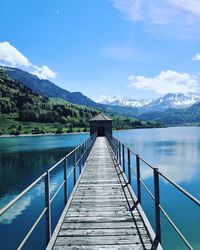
[0, 132, 97, 249]
[108, 133, 200, 207]
[106, 132, 199, 250]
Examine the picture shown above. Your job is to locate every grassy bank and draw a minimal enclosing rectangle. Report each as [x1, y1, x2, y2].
[0, 116, 89, 136]
[0, 115, 164, 136]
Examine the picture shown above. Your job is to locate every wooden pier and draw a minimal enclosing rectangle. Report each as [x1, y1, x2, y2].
[47, 137, 155, 250]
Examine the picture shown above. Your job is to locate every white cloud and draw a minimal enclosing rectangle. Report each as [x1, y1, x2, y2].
[128, 70, 199, 94]
[32, 65, 57, 79]
[0, 41, 56, 79]
[102, 45, 136, 61]
[192, 53, 200, 61]
[110, 0, 200, 37]
[169, 0, 200, 17]
[0, 41, 30, 67]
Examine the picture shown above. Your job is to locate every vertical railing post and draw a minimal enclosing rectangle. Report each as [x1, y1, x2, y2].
[116, 140, 118, 159]
[154, 168, 161, 244]
[45, 171, 51, 245]
[85, 141, 87, 160]
[117, 141, 119, 162]
[128, 148, 131, 184]
[85, 141, 87, 162]
[81, 144, 83, 170]
[86, 139, 88, 159]
[119, 142, 121, 165]
[83, 141, 85, 166]
[79, 146, 81, 175]
[63, 157, 68, 204]
[136, 154, 141, 203]
[74, 150, 76, 186]
[122, 144, 125, 172]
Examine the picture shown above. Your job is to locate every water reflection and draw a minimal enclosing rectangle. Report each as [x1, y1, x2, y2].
[0, 176, 63, 225]
[115, 127, 200, 250]
[0, 134, 87, 227]
[115, 127, 200, 185]
[0, 148, 69, 199]
[0, 195, 32, 224]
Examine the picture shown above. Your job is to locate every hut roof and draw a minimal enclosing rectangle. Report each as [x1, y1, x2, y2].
[89, 113, 112, 121]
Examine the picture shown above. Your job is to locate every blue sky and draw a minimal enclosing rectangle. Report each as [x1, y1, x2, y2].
[1, 0, 200, 100]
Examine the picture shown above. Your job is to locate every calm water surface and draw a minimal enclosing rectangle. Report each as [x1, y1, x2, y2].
[0, 133, 88, 250]
[114, 127, 200, 250]
[0, 127, 199, 249]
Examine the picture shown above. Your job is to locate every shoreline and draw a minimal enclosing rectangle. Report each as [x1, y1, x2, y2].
[0, 131, 89, 138]
[0, 126, 163, 138]
[0, 127, 159, 138]
[1, 125, 199, 138]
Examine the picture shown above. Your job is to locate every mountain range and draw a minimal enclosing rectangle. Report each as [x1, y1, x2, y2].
[0, 67, 162, 135]
[1, 66, 139, 118]
[96, 93, 200, 112]
[2, 66, 100, 108]
[96, 95, 153, 108]
[1, 66, 200, 126]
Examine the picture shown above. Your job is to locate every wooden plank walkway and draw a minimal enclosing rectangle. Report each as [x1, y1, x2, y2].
[47, 137, 154, 250]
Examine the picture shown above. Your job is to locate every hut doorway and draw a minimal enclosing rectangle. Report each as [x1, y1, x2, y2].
[97, 127, 105, 136]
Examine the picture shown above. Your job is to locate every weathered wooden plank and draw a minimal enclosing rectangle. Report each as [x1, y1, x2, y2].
[74, 191, 127, 196]
[75, 187, 123, 191]
[67, 207, 130, 213]
[70, 202, 133, 207]
[54, 235, 149, 246]
[79, 183, 121, 186]
[66, 210, 135, 218]
[58, 228, 148, 237]
[72, 197, 132, 202]
[69, 203, 130, 207]
[74, 194, 129, 199]
[61, 222, 145, 230]
[70, 198, 132, 202]
[64, 216, 140, 223]
[53, 245, 152, 250]
[78, 183, 121, 186]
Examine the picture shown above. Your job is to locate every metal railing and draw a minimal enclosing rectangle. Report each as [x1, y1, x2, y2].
[0, 133, 96, 249]
[107, 133, 200, 250]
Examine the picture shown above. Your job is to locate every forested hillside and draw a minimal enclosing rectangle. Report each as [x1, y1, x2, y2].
[139, 103, 200, 125]
[0, 69, 162, 135]
[0, 69, 97, 134]
[3, 66, 100, 108]
[2, 66, 139, 117]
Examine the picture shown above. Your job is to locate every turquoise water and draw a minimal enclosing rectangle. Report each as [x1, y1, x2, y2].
[114, 127, 200, 250]
[0, 128, 199, 249]
[0, 133, 88, 250]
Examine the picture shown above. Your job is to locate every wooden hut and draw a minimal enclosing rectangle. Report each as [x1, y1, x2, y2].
[89, 113, 112, 136]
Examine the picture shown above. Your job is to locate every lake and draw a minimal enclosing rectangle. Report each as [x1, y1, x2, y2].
[0, 127, 199, 249]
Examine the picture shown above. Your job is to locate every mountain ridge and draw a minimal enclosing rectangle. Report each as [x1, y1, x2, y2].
[139, 101, 200, 125]
[96, 93, 200, 112]
[0, 68, 162, 135]
[1, 66, 140, 117]
[1, 66, 101, 108]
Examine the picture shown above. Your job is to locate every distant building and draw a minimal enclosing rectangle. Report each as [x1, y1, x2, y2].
[89, 113, 112, 136]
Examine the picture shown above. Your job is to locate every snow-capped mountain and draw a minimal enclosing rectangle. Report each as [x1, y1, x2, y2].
[95, 95, 153, 108]
[96, 93, 200, 112]
[145, 92, 200, 111]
